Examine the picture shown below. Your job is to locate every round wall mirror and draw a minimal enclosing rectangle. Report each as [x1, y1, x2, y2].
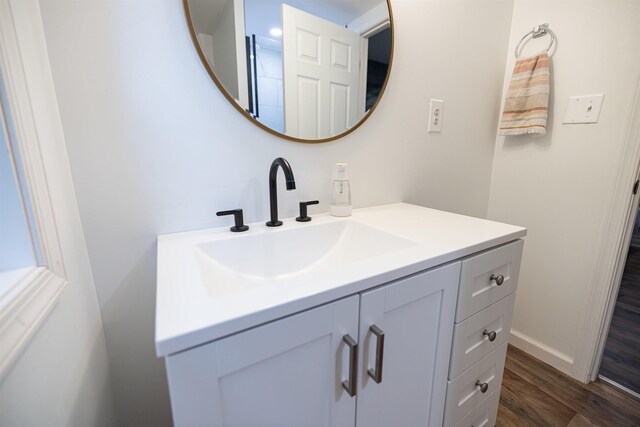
[184, 0, 394, 143]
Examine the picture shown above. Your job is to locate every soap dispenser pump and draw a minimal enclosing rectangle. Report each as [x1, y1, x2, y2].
[330, 163, 352, 217]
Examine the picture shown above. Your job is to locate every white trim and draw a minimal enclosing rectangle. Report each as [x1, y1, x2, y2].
[360, 22, 390, 40]
[0, 104, 40, 265]
[358, 37, 369, 120]
[0, 0, 68, 378]
[572, 73, 640, 383]
[509, 329, 574, 375]
[0, 0, 65, 278]
[347, 2, 390, 36]
[351, 2, 391, 130]
[598, 375, 640, 400]
[0, 267, 65, 376]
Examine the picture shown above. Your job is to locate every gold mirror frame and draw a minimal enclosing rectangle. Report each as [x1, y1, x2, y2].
[183, 0, 394, 144]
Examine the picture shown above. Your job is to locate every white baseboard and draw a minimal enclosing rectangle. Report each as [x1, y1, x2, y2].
[509, 329, 574, 375]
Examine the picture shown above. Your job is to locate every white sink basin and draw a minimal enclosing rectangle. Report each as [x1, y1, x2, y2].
[195, 220, 417, 282]
[156, 204, 528, 356]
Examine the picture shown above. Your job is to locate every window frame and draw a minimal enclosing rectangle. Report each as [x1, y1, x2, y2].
[0, 0, 67, 377]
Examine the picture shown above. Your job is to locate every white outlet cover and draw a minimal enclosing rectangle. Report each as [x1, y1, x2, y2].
[563, 94, 604, 124]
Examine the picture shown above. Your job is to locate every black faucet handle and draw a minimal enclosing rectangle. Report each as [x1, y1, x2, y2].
[216, 209, 249, 232]
[296, 200, 319, 222]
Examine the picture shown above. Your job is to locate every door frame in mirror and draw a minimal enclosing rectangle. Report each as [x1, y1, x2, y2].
[183, 0, 394, 144]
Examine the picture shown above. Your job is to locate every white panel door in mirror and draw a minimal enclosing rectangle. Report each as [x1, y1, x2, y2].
[283, 4, 360, 139]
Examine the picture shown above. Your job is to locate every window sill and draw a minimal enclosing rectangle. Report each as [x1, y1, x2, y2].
[0, 267, 36, 296]
[0, 266, 66, 378]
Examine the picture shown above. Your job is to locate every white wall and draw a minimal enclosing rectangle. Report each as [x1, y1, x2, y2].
[38, 0, 514, 424]
[0, 1, 114, 426]
[488, 0, 640, 374]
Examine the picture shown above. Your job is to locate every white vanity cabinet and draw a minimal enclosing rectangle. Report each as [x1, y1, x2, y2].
[165, 262, 461, 427]
[156, 204, 527, 427]
[444, 240, 524, 427]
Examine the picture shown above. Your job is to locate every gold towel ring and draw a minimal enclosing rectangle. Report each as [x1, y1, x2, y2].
[515, 23, 555, 59]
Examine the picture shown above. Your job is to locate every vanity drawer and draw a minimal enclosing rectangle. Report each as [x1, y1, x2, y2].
[452, 388, 501, 427]
[449, 293, 515, 379]
[444, 343, 507, 426]
[456, 240, 523, 323]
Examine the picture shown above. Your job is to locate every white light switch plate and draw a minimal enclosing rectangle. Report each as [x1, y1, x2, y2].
[563, 94, 604, 124]
[428, 99, 444, 133]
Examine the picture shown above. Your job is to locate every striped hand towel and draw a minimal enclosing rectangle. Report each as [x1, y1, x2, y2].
[499, 53, 550, 136]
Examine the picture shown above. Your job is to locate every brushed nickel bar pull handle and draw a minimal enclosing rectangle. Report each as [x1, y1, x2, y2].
[490, 274, 505, 286]
[342, 334, 358, 397]
[367, 325, 385, 384]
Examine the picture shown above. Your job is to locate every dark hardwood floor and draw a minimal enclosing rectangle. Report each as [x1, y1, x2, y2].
[497, 345, 640, 426]
[599, 235, 640, 395]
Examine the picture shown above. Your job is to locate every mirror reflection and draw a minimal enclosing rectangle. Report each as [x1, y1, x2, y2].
[186, 0, 393, 141]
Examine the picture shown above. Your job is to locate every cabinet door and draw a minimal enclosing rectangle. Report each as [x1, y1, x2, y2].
[165, 295, 359, 427]
[356, 262, 461, 427]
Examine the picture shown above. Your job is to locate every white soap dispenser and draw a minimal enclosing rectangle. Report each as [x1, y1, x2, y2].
[330, 163, 352, 217]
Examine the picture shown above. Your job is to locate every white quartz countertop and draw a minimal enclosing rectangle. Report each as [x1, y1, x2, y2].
[155, 203, 526, 357]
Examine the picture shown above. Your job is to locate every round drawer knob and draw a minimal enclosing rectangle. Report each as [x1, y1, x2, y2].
[490, 274, 505, 286]
[483, 329, 497, 342]
[475, 380, 489, 393]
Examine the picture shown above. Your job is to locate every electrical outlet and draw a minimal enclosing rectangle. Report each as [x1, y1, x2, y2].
[428, 99, 444, 133]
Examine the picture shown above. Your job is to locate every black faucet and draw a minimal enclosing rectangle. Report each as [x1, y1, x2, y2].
[216, 209, 249, 232]
[266, 157, 296, 227]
